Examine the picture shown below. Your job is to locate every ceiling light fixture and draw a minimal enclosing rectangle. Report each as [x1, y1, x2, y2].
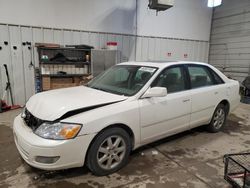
[207, 0, 222, 7]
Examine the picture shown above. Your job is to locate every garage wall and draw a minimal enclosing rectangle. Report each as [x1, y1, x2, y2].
[209, 0, 250, 82]
[0, 0, 212, 40]
[136, 0, 211, 62]
[0, 0, 137, 35]
[137, 0, 212, 41]
[0, 25, 138, 106]
[0, 0, 212, 105]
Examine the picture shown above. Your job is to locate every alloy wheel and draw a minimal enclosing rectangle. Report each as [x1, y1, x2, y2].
[213, 108, 225, 129]
[97, 135, 126, 170]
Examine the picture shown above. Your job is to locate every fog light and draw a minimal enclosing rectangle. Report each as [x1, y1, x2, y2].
[35, 156, 60, 164]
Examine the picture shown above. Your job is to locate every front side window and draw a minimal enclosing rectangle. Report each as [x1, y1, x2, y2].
[152, 67, 186, 93]
[87, 65, 157, 96]
[188, 66, 214, 89]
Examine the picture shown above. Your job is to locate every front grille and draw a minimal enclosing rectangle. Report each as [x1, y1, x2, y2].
[22, 108, 44, 131]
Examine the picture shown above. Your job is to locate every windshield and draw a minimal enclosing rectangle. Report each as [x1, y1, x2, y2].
[87, 65, 157, 96]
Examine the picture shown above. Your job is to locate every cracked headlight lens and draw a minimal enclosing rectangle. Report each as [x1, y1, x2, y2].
[35, 122, 82, 140]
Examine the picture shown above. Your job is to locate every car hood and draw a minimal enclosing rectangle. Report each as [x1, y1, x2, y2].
[26, 86, 128, 121]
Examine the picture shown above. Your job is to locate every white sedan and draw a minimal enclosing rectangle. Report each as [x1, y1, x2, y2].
[13, 61, 240, 176]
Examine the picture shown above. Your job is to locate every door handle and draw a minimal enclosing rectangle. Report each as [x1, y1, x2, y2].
[214, 91, 218, 95]
[183, 99, 190, 103]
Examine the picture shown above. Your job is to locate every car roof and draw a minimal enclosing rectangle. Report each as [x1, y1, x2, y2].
[119, 61, 210, 69]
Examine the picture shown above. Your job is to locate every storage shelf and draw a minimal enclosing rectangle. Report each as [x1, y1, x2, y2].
[37, 46, 92, 92]
[38, 47, 91, 51]
[42, 74, 89, 77]
[40, 61, 90, 65]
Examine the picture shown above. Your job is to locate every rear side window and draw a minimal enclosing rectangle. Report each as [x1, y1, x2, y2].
[188, 66, 214, 89]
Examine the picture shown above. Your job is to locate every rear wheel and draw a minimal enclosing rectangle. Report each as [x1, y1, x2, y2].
[207, 104, 227, 133]
[87, 127, 131, 176]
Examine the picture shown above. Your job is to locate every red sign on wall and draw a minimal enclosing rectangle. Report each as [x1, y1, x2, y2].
[167, 52, 172, 57]
[184, 54, 188, 58]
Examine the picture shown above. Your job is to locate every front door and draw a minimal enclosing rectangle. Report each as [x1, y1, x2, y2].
[139, 66, 192, 144]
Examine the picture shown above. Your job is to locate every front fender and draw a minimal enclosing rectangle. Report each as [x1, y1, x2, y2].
[63, 100, 141, 149]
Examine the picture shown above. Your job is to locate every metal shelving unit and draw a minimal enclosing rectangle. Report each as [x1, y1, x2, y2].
[37, 46, 91, 91]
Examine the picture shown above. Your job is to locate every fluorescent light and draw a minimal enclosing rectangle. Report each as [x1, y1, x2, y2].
[207, 0, 222, 7]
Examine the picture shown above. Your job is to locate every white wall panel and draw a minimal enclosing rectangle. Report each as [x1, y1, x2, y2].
[134, 36, 209, 63]
[107, 34, 116, 43]
[21, 27, 35, 101]
[99, 33, 108, 49]
[116, 35, 123, 52]
[128, 36, 136, 61]
[148, 38, 155, 61]
[169, 40, 179, 61]
[198, 42, 204, 62]
[0, 25, 11, 104]
[80, 32, 90, 45]
[121, 35, 130, 62]
[135, 37, 142, 61]
[53, 29, 64, 44]
[72, 31, 81, 45]
[32, 28, 43, 68]
[32, 28, 43, 43]
[43, 29, 54, 43]
[141, 37, 149, 61]
[159, 39, 168, 61]
[114, 35, 123, 62]
[9, 26, 26, 105]
[63, 30, 73, 46]
[185, 41, 193, 61]
[89, 33, 100, 49]
[154, 38, 161, 61]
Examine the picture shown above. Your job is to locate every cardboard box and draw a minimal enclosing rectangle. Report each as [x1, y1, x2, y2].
[73, 76, 82, 85]
[42, 76, 85, 91]
[51, 77, 73, 84]
[42, 76, 51, 90]
[51, 83, 77, 90]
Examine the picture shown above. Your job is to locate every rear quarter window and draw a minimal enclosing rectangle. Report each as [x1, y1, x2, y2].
[209, 68, 225, 85]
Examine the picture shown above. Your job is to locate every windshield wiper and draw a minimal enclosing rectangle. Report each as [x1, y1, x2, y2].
[109, 90, 127, 96]
[91, 86, 109, 93]
[91, 86, 126, 96]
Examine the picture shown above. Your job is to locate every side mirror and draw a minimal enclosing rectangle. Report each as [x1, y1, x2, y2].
[142, 87, 167, 98]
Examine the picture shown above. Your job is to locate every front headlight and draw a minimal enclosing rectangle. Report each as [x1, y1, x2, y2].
[35, 122, 82, 140]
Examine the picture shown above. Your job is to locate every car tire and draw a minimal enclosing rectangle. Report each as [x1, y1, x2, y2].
[207, 103, 227, 133]
[86, 127, 132, 176]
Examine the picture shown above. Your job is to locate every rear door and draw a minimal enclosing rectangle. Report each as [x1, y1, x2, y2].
[187, 65, 226, 128]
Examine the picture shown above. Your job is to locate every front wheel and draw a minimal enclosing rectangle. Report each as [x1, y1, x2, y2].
[207, 104, 227, 133]
[86, 127, 131, 176]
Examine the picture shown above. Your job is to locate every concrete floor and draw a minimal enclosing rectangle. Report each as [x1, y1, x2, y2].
[0, 104, 250, 188]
